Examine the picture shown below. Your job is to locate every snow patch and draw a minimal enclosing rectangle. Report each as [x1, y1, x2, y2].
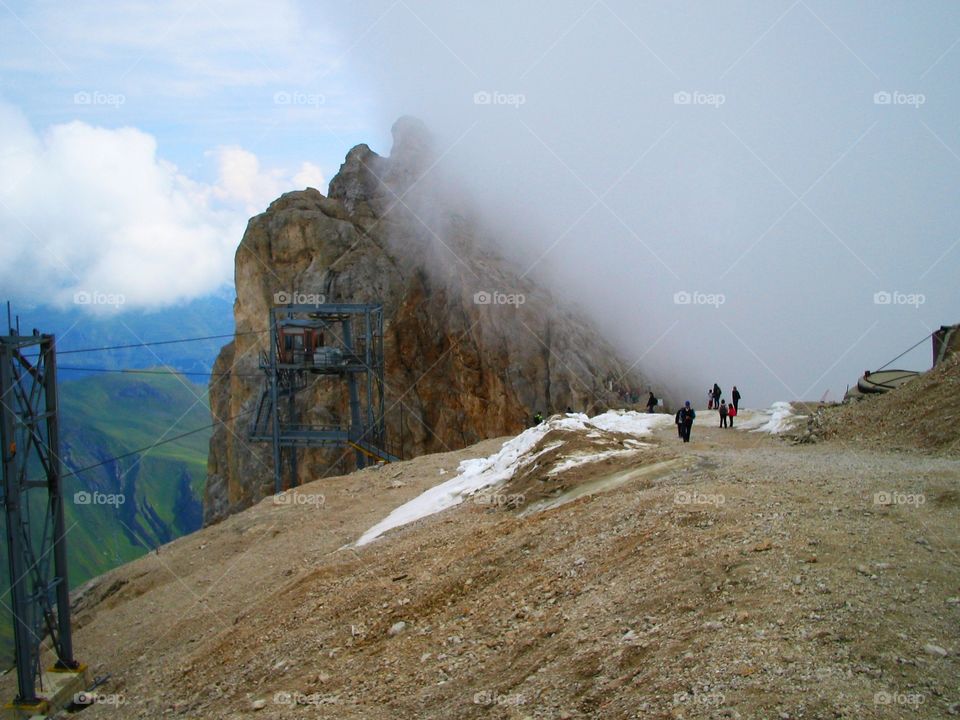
[586, 410, 674, 436]
[355, 410, 663, 546]
[735, 402, 802, 434]
[548, 448, 642, 475]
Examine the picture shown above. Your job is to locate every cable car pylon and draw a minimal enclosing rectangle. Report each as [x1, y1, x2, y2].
[1, 312, 88, 716]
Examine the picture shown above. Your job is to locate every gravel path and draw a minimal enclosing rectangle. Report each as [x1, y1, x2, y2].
[21, 414, 957, 720]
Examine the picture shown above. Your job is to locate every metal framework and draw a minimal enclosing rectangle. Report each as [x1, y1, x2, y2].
[0, 328, 78, 707]
[250, 303, 399, 493]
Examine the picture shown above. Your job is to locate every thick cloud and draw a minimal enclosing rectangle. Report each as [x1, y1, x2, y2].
[321, 1, 960, 405]
[0, 103, 324, 310]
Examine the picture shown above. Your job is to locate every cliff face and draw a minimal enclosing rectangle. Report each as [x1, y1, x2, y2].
[203, 117, 649, 524]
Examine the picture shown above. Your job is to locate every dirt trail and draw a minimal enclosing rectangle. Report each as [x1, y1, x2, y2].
[12, 409, 958, 720]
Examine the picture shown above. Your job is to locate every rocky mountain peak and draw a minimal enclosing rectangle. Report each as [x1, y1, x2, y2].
[203, 119, 650, 525]
[326, 143, 385, 214]
[327, 115, 434, 214]
[383, 115, 433, 187]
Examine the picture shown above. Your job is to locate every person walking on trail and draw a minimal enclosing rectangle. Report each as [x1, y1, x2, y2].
[646, 391, 657, 414]
[712, 383, 722, 410]
[675, 407, 684, 439]
[728, 400, 737, 427]
[719, 399, 729, 428]
[732, 386, 741, 412]
[679, 401, 696, 443]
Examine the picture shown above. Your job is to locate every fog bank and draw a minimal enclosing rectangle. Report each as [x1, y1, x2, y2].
[321, 1, 960, 406]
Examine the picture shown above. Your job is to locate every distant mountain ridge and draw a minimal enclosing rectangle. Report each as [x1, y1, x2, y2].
[10, 295, 234, 380]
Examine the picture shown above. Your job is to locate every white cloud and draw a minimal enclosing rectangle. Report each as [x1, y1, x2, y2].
[0, 102, 325, 310]
[292, 161, 326, 191]
[207, 147, 326, 215]
[208, 146, 282, 214]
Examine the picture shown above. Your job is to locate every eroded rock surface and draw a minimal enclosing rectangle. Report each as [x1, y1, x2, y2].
[204, 117, 648, 524]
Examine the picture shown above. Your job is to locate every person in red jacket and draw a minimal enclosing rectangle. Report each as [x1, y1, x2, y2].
[728, 400, 737, 427]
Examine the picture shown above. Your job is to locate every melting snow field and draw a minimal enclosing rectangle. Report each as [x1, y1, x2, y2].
[355, 411, 670, 546]
[547, 448, 643, 476]
[734, 401, 803, 434]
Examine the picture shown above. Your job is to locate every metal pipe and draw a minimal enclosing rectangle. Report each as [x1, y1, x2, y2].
[268, 309, 283, 493]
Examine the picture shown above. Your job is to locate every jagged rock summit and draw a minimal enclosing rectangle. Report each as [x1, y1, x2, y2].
[204, 117, 650, 524]
[327, 116, 433, 214]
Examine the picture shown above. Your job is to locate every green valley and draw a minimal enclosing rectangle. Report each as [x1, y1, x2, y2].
[0, 370, 211, 664]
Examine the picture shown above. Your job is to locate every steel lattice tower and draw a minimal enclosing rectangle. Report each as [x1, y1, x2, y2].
[0, 328, 79, 708]
[249, 302, 399, 493]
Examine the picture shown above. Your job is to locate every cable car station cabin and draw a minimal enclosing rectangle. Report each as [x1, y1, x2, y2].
[250, 302, 399, 493]
[276, 319, 325, 365]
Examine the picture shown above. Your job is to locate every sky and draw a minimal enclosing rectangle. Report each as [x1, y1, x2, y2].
[1, 1, 958, 405]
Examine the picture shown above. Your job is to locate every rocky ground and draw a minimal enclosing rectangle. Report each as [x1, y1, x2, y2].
[800, 354, 960, 455]
[14, 404, 959, 720]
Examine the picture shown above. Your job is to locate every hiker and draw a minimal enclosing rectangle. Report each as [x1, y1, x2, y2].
[646, 391, 657, 414]
[728, 400, 737, 427]
[679, 401, 696, 443]
[732, 385, 741, 411]
[712, 383, 722, 410]
[533, 410, 544, 425]
[707, 388, 714, 409]
[719, 399, 728, 428]
[675, 408, 684, 439]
